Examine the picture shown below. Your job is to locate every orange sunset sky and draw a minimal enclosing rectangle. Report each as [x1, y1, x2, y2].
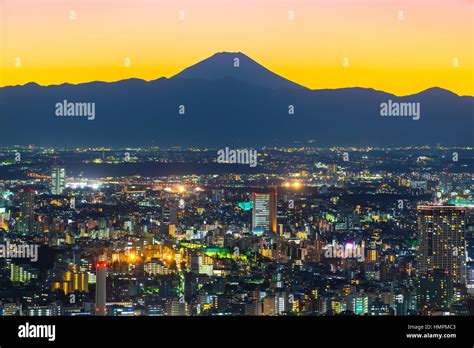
[0, 0, 473, 96]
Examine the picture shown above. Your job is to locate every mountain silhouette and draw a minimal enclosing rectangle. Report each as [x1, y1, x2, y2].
[0, 52, 472, 147]
[172, 52, 305, 90]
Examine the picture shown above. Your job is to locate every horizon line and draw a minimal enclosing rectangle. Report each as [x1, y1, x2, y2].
[1, 52, 472, 98]
[2, 79, 470, 99]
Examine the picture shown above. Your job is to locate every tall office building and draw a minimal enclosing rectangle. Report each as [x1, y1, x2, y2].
[252, 187, 277, 235]
[262, 291, 288, 315]
[95, 254, 108, 316]
[417, 269, 453, 311]
[0, 182, 5, 207]
[164, 300, 189, 316]
[18, 189, 35, 234]
[162, 205, 178, 225]
[51, 166, 66, 195]
[417, 205, 467, 284]
[349, 294, 369, 315]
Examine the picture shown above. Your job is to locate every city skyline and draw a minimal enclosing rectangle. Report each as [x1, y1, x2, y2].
[0, 145, 472, 319]
[0, 1, 473, 344]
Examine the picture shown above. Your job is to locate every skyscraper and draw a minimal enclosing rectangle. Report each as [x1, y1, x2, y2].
[95, 254, 108, 316]
[0, 182, 5, 207]
[252, 187, 277, 235]
[162, 205, 178, 225]
[51, 166, 66, 195]
[18, 189, 35, 234]
[417, 269, 453, 312]
[417, 205, 467, 284]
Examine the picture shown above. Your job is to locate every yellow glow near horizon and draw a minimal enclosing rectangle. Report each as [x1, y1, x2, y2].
[292, 182, 302, 188]
[0, 0, 472, 96]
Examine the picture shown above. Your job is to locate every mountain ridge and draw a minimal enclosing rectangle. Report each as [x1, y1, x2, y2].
[0, 52, 472, 147]
[1, 52, 470, 98]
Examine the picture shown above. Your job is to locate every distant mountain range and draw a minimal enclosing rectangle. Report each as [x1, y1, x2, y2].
[1, 52, 473, 147]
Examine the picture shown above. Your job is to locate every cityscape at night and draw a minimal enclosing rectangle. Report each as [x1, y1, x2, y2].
[1, 0, 473, 345]
[0, 145, 472, 317]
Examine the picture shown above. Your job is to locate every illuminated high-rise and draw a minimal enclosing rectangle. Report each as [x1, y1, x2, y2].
[163, 205, 177, 225]
[95, 254, 108, 316]
[10, 263, 38, 283]
[252, 188, 277, 235]
[18, 189, 35, 234]
[349, 294, 369, 315]
[51, 166, 66, 195]
[417, 205, 467, 284]
[0, 182, 5, 207]
[52, 269, 89, 294]
[417, 269, 453, 312]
